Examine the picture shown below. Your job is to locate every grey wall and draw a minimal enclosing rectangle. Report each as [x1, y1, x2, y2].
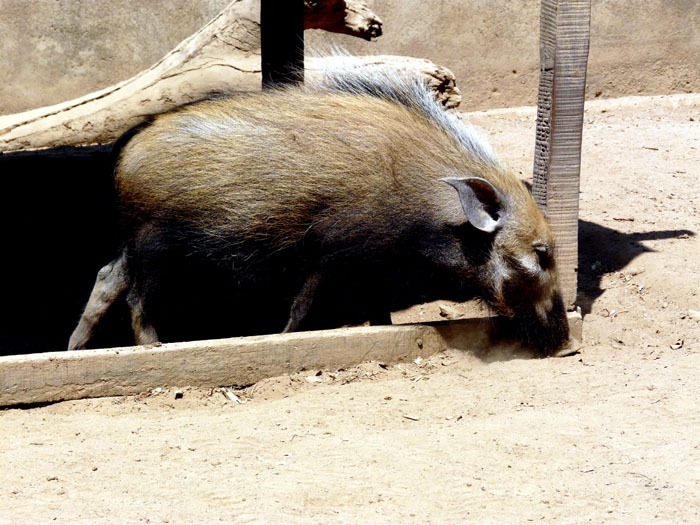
[1, 0, 698, 114]
[308, 0, 700, 109]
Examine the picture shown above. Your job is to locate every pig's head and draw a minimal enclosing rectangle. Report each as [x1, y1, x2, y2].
[440, 175, 571, 355]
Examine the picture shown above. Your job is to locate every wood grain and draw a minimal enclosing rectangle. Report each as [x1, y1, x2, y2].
[533, 0, 591, 308]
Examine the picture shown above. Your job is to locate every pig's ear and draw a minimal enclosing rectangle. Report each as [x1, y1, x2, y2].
[442, 177, 504, 232]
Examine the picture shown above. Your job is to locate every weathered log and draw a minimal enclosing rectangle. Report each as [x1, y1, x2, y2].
[0, 0, 261, 153]
[306, 54, 461, 109]
[0, 0, 391, 154]
[304, 0, 382, 40]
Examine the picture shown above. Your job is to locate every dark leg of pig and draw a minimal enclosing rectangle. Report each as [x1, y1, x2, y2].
[126, 287, 159, 345]
[67, 251, 129, 350]
[123, 225, 162, 345]
[283, 271, 324, 333]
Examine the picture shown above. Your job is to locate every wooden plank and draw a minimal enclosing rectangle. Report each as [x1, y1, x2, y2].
[533, 0, 591, 308]
[0, 324, 445, 407]
[0, 312, 582, 407]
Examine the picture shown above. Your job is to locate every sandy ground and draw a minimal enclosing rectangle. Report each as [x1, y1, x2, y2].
[1, 93, 699, 524]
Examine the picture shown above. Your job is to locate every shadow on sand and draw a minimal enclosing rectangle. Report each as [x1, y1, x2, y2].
[577, 219, 695, 316]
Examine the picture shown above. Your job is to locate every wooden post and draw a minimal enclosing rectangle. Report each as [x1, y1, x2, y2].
[261, 0, 305, 87]
[533, 0, 591, 309]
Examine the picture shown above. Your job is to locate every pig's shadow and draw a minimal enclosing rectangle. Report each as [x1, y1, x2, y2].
[576, 220, 695, 315]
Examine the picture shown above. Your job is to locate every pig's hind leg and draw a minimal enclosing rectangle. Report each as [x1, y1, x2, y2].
[126, 286, 159, 345]
[282, 271, 324, 333]
[68, 251, 129, 350]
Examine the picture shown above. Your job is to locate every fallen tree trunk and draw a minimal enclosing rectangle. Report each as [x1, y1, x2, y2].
[0, 0, 262, 153]
[306, 54, 461, 109]
[304, 0, 382, 40]
[0, 0, 399, 154]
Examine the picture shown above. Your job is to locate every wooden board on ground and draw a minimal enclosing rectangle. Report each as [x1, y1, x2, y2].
[1, 324, 445, 407]
[0, 312, 581, 408]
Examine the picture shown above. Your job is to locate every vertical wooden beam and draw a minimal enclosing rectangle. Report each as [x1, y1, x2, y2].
[533, 0, 591, 309]
[261, 0, 305, 88]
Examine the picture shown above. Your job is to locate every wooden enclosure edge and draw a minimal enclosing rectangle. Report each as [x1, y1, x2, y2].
[0, 313, 581, 408]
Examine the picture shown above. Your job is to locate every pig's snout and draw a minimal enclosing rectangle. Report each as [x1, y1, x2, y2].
[512, 289, 571, 355]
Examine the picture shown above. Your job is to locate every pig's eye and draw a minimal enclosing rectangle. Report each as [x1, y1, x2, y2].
[533, 241, 553, 270]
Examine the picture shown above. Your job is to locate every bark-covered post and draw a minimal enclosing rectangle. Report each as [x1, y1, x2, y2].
[533, 0, 591, 310]
[261, 0, 305, 87]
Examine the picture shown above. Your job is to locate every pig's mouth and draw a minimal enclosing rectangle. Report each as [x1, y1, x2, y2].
[512, 293, 571, 355]
[483, 288, 571, 355]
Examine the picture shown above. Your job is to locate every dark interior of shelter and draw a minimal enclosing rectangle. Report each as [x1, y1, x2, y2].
[0, 148, 122, 356]
[0, 147, 301, 356]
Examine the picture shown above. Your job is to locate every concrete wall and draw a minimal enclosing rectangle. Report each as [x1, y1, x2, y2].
[0, 0, 231, 115]
[308, 0, 700, 109]
[1, 0, 698, 114]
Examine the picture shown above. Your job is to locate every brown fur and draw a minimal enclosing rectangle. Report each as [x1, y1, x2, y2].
[119, 91, 496, 246]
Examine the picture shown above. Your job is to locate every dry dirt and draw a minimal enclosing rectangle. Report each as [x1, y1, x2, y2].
[1, 93, 699, 524]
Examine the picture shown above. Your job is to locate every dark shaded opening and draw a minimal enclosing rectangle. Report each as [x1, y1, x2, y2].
[0, 147, 121, 355]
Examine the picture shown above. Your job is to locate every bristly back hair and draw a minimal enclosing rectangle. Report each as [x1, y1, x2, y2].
[303, 50, 500, 168]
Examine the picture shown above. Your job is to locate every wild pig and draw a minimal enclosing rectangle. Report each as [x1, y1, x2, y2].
[68, 67, 570, 354]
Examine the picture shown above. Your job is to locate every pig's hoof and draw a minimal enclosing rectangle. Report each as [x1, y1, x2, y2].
[551, 338, 581, 358]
